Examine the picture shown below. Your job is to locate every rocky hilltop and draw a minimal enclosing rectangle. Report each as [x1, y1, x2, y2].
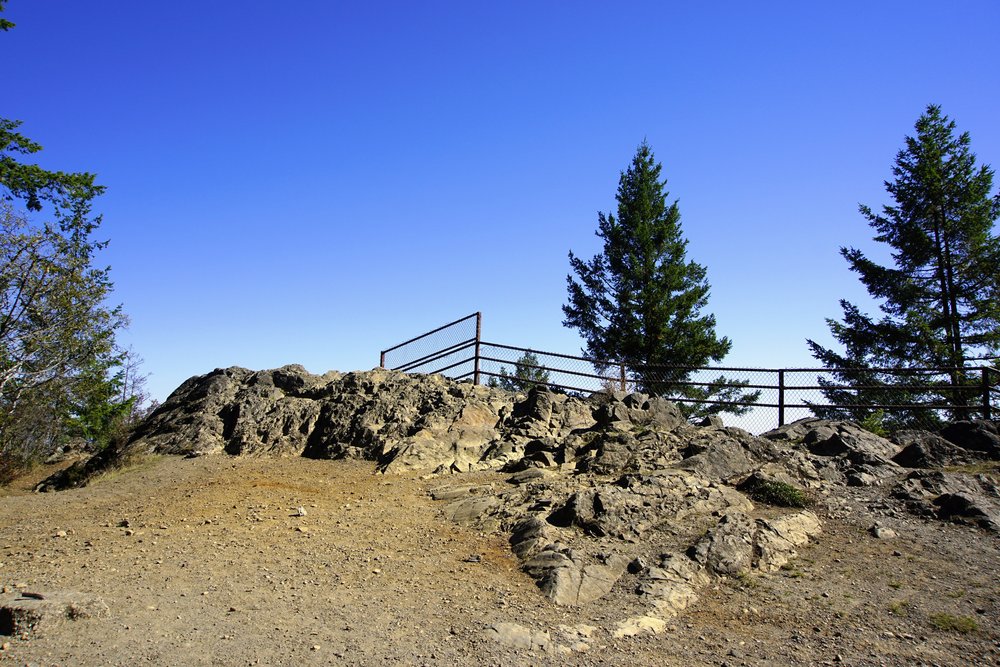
[34, 364, 1000, 645]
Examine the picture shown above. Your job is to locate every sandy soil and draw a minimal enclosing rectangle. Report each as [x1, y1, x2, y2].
[1, 455, 998, 666]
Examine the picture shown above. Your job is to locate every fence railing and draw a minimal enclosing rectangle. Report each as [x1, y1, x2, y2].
[379, 313, 999, 434]
[379, 312, 482, 383]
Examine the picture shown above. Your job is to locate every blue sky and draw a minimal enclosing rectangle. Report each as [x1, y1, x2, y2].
[3, 1, 998, 403]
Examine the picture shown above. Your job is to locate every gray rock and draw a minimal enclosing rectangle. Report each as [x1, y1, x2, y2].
[546, 471, 752, 541]
[484, 622, 553, 652]
[940, 420, 1000, 458]
[870, 522, 898, 539]
[754, 511, 822, 572]
[675, 424, 783, 481]
[41, 367, 520, 488]
[524, 549, 629, 606]
[507, 468, 547, 484]
[634, 554, 707, 616]
[509, 517, 563, 560]
[441, 496, 500, 526]
[933, 493, 1000, 531]
[892, 430, 975, 468]
[699, 415, 725, 428]
[892, 470, 998, 506]
[763, 418, 900, 458]
[0, 591, 109, 637]
[688, 512, 755, 576]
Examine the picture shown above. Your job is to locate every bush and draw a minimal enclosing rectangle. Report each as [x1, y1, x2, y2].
[0, 451, 30, 486]
[741, 476, 810, 508]
[859, 409, 888, 437]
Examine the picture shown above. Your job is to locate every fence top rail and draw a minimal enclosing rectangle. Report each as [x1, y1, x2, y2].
[480, 341, 610, 365]
[380, 312, 480, 357]
[481, 340, 991, 376]
[391, 338, 478, 373]
[777, 365, 994, 374]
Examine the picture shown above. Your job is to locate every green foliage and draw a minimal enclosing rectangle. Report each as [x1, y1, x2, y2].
[0, 13, 143, 475]
[928, 612, 978, 634]
[488, 351, 551, 392]
[809, 105, 1000, 426]
[888, 600, 913, 617]
[858, 409, 887, 437]
[563, 141, 759, 417]
[0, 1, 13, 32]
[742, 477, 810, 508]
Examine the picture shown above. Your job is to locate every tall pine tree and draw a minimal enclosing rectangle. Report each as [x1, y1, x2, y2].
[563, 141, 758, 417]
[808, 105, 1000, 425]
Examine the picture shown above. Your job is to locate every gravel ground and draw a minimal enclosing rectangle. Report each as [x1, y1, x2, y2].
[1, 455, 999, 666]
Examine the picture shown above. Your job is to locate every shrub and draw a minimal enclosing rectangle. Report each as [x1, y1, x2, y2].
[741, 476, 810, 508]
[929, 612, 978, 634]
[859, 409, 888, 437]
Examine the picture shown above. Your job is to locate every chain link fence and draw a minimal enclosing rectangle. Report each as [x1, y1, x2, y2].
[379, 312, 481, 381]
[381, 315, 999, 434]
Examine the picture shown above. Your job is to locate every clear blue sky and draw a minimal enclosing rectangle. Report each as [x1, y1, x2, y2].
[3, 1, 998, 403]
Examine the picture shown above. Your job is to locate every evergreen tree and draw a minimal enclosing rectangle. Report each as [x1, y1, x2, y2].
[563, 141, 758, 417]
[808, 105, 1000, 425]
[488, 351, 551, 393]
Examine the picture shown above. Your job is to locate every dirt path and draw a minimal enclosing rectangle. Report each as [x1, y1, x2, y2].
[2, 456, 999, 666]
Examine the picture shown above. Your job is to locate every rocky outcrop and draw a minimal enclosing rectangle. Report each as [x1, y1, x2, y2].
[546, 472, 752, 541]
[940, 420, 1000, 458]
[42, 366, 521, 489]
[761, 418, 904, 486]
[892, 470, 1000, 531]
[35, 365, 1000, 632]
[891, 430, 977, 468]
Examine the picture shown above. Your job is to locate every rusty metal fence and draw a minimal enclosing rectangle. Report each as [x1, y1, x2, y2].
[380, 313, 999, 434]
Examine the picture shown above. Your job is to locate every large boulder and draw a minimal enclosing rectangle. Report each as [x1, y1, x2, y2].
[891, 429, 977, 468]
[761, 418, 906, 487]
[939, 420, 1000, 458]
[674, 424, 781, 481]
[892, 470, 1000, 531]
[523, 548, 631, 606]
[763, 417, 901, 460]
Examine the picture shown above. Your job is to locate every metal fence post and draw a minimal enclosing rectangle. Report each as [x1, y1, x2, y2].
[473, 312, 482, 385]
[620, 363, 626, 392]
[984, 367, 993, 421]
[379, 351, 386, 369]
[778, 369, 786, 427]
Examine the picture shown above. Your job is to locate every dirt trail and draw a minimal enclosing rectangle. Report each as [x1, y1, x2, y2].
[1, 456, 999, 666]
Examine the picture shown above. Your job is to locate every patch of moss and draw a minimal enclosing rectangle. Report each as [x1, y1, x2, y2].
[888, 600, 913, 617]
[944, 462, 1000, 476]
[743, 478, 810, 508]
[929, 612, 978, 634]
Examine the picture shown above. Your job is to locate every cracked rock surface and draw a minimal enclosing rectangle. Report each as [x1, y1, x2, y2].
[9, 368, 1000, 665]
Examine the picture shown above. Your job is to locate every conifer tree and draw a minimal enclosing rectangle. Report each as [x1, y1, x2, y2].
[488, 352, 551, 393]
[808, 105, 1000, 425]
[563, 142, 758, 417]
